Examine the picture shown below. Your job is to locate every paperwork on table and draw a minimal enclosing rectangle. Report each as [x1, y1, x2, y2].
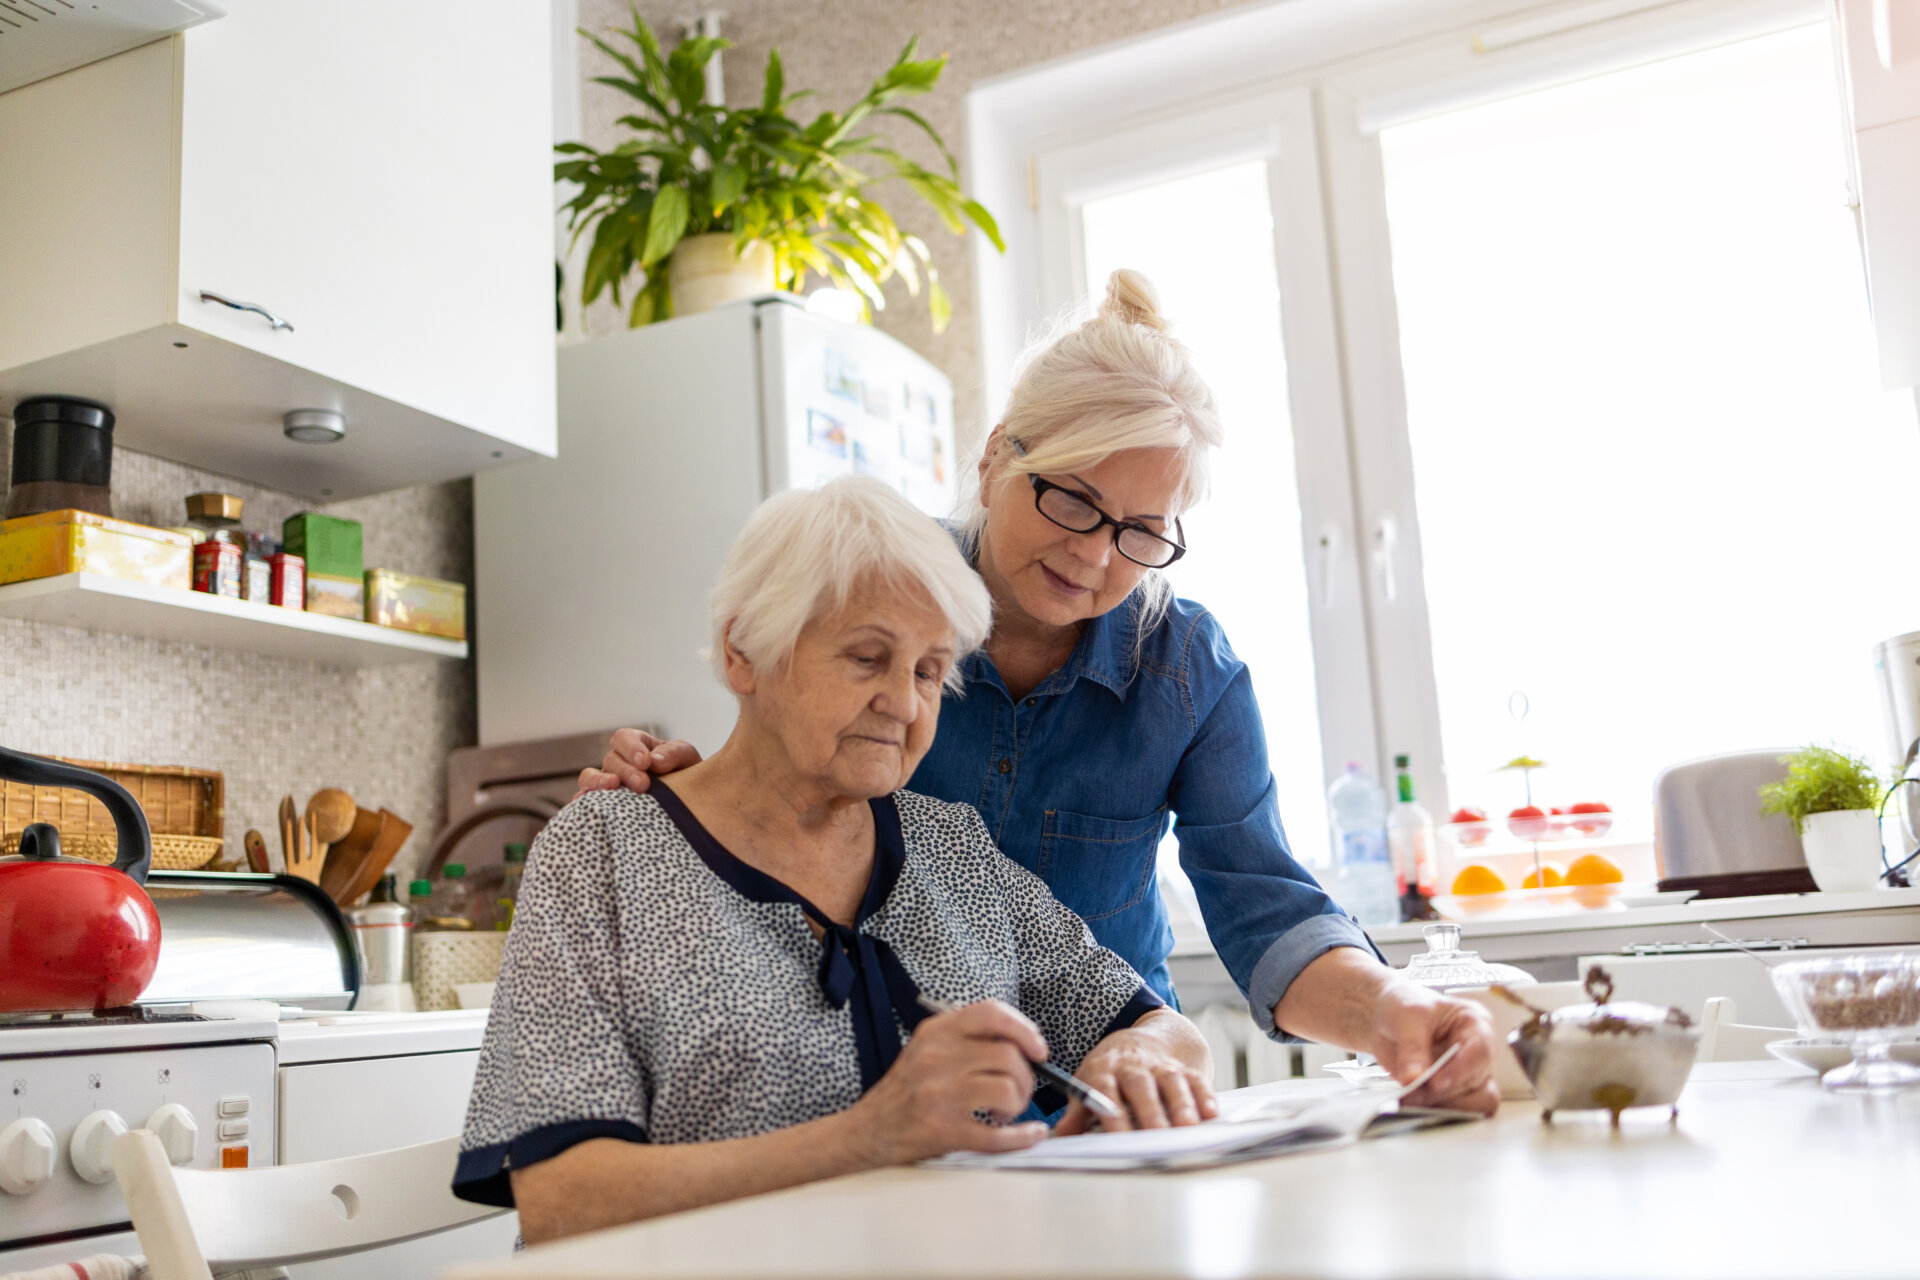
[935, 1046, 1478, 1173]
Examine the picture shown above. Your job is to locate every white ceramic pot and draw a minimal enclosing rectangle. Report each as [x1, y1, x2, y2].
[667, 232, 776, 317]
[1799, 808, 1884, 893]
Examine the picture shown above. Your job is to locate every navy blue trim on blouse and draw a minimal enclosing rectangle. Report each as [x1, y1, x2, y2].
[648, 780, 926, 1090]
[451, 1118, 650, 1207]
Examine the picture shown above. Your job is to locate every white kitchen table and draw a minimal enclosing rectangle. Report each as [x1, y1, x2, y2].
[444, 1062, 1920, 1280]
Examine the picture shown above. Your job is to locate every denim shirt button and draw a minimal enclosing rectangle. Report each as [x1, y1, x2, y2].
[1024, 698, 1038, 707]
[997, 759, 1012, 774]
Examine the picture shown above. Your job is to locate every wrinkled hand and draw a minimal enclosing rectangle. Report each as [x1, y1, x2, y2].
[573, 728, 703, 800]
[1369, 984, 1500, 1116]
[851, 1001, 1049, 1166]
[1053, 1026, 1218, 1135]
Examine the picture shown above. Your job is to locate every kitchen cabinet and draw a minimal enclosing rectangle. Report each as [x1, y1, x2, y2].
[1835, 0, 1920, 391]
[0, 1, 556, 501]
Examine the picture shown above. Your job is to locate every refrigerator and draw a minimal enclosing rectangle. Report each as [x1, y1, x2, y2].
[474, 296, 959, 753]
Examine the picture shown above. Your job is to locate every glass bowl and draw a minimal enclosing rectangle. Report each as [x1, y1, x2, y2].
[1771, 952, 1920, 1092]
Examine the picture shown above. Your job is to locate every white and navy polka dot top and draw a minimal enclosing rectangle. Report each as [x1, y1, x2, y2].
[452, 781, 1161, 1206]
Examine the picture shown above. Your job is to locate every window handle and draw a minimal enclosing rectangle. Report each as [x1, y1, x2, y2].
[1371, 516, 1398, 604]
[198, 290, 295, 333]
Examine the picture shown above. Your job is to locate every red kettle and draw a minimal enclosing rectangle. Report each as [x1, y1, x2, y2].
[0, 747, 161, 1012]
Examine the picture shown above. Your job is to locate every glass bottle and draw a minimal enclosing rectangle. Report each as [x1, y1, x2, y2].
[494, 841, 528, 931]
[424, 863, 476, 931]
[1389, 753, 1440, 921]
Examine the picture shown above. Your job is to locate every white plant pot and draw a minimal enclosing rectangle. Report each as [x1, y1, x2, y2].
[1799, 808, 1884, 893]
[667, 232, 776, 317]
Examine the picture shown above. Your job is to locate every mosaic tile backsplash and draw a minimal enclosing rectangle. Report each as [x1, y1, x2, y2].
[0, 423, 476, 886]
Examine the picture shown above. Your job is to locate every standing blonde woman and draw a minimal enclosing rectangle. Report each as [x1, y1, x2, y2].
[585, 270, 1499, 1119]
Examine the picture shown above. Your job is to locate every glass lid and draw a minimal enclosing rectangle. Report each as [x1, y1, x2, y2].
[1402, 923, 1535, 990]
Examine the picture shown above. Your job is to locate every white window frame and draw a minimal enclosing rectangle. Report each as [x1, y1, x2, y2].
[970, 0, 1832, 818]
[1032, 88, 1382, 782]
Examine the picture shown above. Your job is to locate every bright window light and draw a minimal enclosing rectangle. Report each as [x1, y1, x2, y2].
[1081, 161, 1333, 893]
[1381, 26, 1920, 825]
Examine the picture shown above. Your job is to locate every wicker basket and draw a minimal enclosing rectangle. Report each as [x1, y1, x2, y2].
[0, 828, 222, 870]
[411, 931, 506, 1012]
[0, 755, 224, 869]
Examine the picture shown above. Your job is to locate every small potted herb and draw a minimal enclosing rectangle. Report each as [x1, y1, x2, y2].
[558, 10, 1002, 328]
[1759, 746, 1887, 892]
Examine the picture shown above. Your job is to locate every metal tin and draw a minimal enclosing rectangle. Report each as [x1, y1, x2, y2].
[192, 539, 242, 597]
[364, 568, 466, 640]
[0, 509, 192, 589]
[269, 552, 305, 609]
[243, 556, 272, 603]
[305, 570, 363, 619]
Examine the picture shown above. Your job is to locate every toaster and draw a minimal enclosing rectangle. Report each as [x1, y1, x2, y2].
[1653, 749, 1816, 898]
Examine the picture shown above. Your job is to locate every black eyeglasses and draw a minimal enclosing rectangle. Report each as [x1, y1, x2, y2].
[1028, 475, 1187, 568]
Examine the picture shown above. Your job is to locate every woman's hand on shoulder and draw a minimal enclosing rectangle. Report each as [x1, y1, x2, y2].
[573, 728, 703, 800]
[1055, 1010, 1218, 1135]
[849, 1000, 1049, 1166]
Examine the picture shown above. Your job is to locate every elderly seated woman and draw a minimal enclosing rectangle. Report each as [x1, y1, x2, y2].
[452, 476, 1214, 1242]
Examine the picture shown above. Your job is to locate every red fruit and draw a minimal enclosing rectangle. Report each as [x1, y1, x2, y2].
[1448, 807, 1487, 825]
[1568, 802, 1613, 836]
[1507, 805, 1550, 840]
[1447, 807, 1491, 847]
[1549, 807, 1566, 815]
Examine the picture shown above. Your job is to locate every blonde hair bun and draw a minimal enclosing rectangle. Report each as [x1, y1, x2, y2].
[1097, 268, 1172, 334]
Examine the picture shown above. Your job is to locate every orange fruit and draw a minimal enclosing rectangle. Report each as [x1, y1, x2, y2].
[1563, 853, 1624, 885]
[1521, 862, 1566, 889]
[1450, 863, 1508, 895]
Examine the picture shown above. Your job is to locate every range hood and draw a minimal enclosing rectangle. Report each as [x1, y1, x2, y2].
[0, 0, 225, 95]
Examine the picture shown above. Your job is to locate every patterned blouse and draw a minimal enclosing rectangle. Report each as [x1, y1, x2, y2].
[453, 780, 1162, 1206]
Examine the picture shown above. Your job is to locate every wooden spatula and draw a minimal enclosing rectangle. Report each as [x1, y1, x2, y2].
[284, 808, 326, 885]
[321, 806, 384, 905]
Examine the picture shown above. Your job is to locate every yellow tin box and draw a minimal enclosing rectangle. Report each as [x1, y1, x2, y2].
[365, 568, 466, 641]
[0, 509, 193, 589]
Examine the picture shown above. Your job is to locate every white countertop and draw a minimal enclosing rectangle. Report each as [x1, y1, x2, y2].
[445, 1061, 1920, 1280]
[1369, 884, 1920, 945]
[275, 1008, 490, 1064]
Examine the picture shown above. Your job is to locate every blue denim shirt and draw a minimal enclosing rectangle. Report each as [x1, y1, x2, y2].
[908, 591, 1376, 1037]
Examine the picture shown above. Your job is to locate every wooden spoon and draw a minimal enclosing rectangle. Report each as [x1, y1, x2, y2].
[305, 788, 357, 846]
[243, 829, 270, 874]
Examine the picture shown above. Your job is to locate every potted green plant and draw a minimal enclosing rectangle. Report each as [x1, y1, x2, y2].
[557, 11, 1003, 328]
[1759, 745, 1887, 892]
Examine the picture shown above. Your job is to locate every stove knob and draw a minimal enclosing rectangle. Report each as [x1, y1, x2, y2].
[70, 1110, 128, 1185]
[0, 1118, 57, 1195]
[145, 1103, 199, 1166]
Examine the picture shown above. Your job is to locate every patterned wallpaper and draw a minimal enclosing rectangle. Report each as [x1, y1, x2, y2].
[574, 0, 1249, 456]
[0, 427, 475, 885]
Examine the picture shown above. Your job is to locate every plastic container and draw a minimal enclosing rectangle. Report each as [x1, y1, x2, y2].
[1329, 763, 1398, 926]
[5, 396, 114, 519]
[494, 841, 527, 931]
[422, 863, 476, 931]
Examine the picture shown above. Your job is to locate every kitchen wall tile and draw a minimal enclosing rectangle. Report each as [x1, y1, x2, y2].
[1, 424, 475, 885]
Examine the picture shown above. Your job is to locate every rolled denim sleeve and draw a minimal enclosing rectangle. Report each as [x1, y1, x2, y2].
[1167, 640, 1380, 1040]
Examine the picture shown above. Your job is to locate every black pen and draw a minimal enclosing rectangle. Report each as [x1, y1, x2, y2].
[915, 993, 1125, 1122]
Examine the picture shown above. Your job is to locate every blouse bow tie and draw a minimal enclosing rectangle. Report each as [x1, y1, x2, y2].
[807, 910, 927, 1090]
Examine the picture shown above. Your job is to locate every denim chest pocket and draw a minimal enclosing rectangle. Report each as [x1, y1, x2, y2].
[1037, 806, 1168, 923]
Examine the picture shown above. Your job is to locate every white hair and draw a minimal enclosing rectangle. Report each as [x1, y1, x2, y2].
[710, 476, 993, 692]
[960, 268, 1224, 636]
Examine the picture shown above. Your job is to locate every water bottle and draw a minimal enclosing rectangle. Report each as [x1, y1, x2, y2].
[1328, 763, 1399, 926]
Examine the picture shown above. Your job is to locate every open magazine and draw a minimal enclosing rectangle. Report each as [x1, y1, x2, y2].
[932, 1045, 1480, 1173]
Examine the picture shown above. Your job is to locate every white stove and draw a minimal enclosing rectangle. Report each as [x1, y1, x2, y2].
[0, 1007, 279, 1261]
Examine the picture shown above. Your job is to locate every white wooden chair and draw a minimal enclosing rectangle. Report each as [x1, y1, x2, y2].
[112, 1129, 506, 1280]
[1696, 996, 1796, 1063]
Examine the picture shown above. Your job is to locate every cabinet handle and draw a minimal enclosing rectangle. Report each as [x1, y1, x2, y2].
[197, 290, 295, 333]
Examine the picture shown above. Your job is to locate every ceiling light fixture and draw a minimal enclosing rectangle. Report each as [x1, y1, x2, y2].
[284, 409, 346, 444]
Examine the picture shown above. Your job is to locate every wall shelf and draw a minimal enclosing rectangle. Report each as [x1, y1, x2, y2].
[0, 572, 468, 667]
